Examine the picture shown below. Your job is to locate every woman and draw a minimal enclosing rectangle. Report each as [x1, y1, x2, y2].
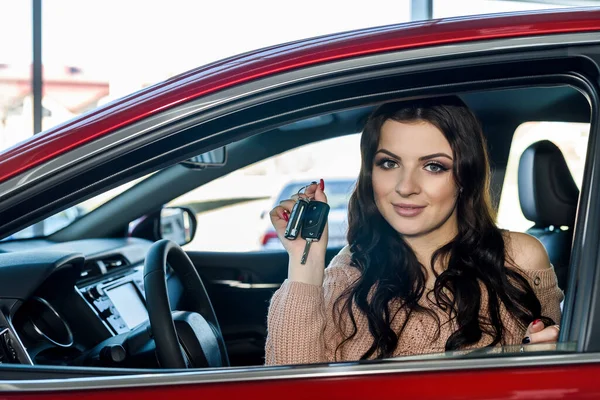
[265, 96, 563, 365]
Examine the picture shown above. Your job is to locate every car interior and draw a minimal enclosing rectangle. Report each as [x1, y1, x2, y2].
[0, 82, 591, 378]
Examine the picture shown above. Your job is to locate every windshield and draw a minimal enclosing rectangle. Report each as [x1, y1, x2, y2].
[1, 176, 150, 241]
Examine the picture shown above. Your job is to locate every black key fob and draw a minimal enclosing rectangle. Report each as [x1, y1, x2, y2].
[300, 201, 330, 241]
[284, 198, 309, 240]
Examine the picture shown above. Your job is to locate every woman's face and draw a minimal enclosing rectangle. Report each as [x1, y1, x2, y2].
[372, 119, 459, 239]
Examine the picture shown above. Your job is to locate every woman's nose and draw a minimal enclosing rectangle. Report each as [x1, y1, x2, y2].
[395, 169, 420, 197]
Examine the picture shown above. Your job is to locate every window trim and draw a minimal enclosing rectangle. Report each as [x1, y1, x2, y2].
[0, 351, 599, 391]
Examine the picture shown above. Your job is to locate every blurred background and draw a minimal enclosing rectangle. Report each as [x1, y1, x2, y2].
[0, 0, 594, 250]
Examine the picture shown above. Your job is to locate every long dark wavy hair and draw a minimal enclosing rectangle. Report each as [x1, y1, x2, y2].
[336, 96, 554, 360]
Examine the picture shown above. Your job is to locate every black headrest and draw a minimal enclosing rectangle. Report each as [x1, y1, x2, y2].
[518, 140, 579, 227]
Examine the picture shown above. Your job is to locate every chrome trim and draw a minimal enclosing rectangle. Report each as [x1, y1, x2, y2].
[0, 352, 599, 391]
[27, 297, 74, 348]
[0, 32, 600, 199]
[210, 280, 281, 290]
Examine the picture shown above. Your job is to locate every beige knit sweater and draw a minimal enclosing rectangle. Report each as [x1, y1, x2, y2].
[265, 247, 563, 365]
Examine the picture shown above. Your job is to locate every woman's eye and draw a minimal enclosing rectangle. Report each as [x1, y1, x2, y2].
[379, 159, 398, 169]
[424, 162, 447, 173]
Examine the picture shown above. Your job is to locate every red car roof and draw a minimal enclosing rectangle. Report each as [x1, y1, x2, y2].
[1, 8, 600, 184]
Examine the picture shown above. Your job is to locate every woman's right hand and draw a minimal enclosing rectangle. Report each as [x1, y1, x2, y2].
[269, 179, 329, 285]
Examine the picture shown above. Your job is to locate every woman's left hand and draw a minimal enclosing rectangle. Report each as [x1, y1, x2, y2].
[522, 319, 560, 350]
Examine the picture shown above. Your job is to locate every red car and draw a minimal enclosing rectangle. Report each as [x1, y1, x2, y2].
[0, 7, 600, 399]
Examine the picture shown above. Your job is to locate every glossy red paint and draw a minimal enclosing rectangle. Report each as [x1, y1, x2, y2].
[1, 9, 600, 184]
[4, 363, 600, 399]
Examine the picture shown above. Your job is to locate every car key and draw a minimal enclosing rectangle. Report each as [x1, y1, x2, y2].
[300, 200, 330, 264]
[284, 197, 309, 240]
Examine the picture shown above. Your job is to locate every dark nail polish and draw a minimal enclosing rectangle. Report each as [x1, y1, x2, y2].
[319, 179, 325, 191]
[533, 319, 541, 326]
[522, 337, 531, 344]
[283, 213, 289, 222]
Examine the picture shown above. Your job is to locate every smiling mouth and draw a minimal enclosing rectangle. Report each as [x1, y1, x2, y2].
[393, 204, 426, 217]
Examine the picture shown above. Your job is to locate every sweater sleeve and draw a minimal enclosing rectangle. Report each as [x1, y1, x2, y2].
[518, 265, 564, 326]
[502, 264, 564, 344]
[264, 249, 356, 366]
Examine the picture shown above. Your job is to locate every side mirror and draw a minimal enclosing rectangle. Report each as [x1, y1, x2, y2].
[128, 206, 197, 246]
[160, 207, 197, 246]
[181, 147, 227, 169]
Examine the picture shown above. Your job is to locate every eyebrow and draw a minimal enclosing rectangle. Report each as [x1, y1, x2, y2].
[375, 149, 453, 161]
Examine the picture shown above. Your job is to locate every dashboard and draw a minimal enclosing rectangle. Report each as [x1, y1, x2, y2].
[0, 237, 183, 367]
[81, 265, 148, 336]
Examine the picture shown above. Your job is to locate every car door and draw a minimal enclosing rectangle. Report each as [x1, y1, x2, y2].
[163, 32, 600, 397]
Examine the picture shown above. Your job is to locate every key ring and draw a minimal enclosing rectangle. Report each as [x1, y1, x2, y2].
[297, 185, 308, 196]
[297, 181, 318, 198]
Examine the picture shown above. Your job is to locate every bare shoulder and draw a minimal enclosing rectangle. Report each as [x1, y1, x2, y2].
[503, 231, 552, 271]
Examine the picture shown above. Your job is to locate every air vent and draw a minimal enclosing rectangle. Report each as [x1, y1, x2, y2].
[78, 255, 130, 281]
[80, 260, 103, 279]
[101, 255, 129, 271]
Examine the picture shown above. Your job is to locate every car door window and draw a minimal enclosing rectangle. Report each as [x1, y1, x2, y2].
[168, 134, 362, 252]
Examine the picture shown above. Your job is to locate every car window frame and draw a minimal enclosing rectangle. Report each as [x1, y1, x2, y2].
[0, 33, 600, 387]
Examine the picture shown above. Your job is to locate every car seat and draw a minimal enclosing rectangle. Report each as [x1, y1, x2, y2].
[517, 140, 579, 291]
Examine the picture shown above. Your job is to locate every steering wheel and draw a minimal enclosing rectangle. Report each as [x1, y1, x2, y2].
[143, 239, 229, 368]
